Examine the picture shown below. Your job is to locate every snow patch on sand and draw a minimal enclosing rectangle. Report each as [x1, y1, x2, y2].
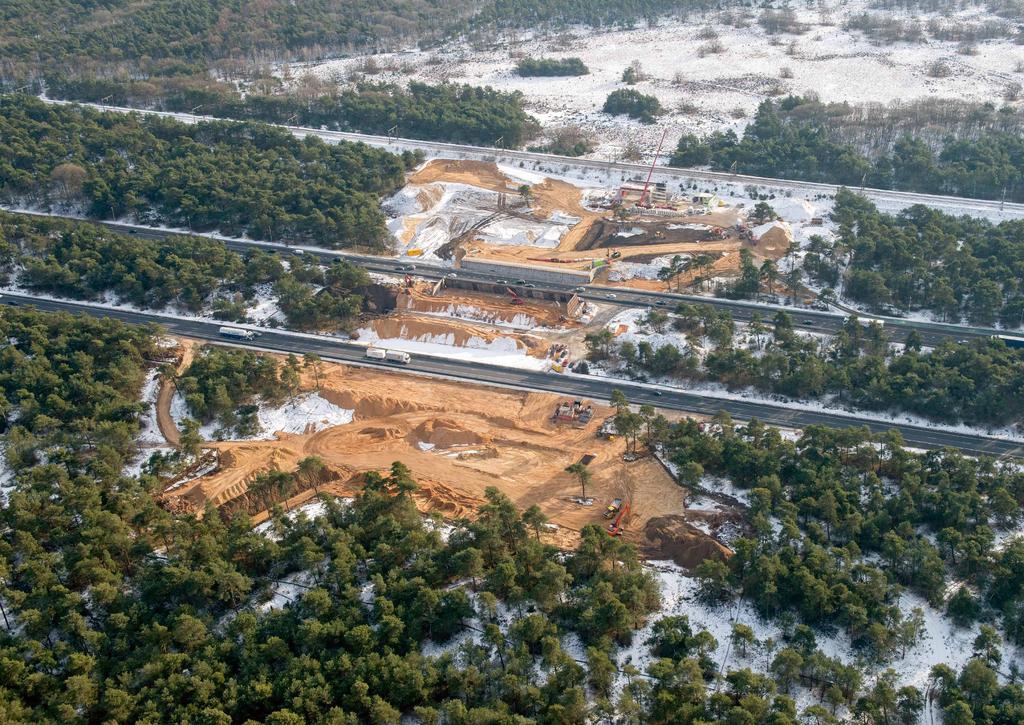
[609, 254, 687, 282]
[257, 392, 354, 437]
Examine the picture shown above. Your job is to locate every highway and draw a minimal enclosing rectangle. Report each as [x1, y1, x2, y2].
[43, 98, 1024, 220]
[2, 291, 1020, 459]
[8, 211, 1012, 349]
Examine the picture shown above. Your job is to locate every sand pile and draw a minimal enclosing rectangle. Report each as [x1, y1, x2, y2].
[319, 388, 424, 419]
[642, 515, 733, 570]
[412, 418, 490, 448]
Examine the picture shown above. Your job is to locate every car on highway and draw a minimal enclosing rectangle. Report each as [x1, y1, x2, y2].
[655, 300, 666, 306]
[496, 279, 508, 284]
[605, 293, 617, 299]
[403, 264, 416, 271]
[514, 279, 527, 285]
[572, 286, 586, 293]
[445, 272, 457, 279]
[802, 318, 814, 325]
[523, 283, 536, 288]
[652, 390, 663, 396]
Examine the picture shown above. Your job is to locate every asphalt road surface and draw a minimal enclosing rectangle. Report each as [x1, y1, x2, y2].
[3, 292, 1020, 459]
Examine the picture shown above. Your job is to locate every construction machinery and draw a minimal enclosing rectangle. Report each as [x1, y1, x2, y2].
[552, 399, 594, 425]
[506, 287, 525, 306]
[597, 417, 618, 439]
[603, 498, 623, 519]
[607, 502, 630, 536]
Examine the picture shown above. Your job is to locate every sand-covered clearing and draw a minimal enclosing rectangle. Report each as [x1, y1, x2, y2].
[157, 352, 734, 562]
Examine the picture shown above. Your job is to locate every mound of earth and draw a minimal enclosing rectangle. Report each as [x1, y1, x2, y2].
[319, 389, 424, 419]
[642, 515, 732, 571]
[411, 418, 490, 448]
[357, 425, 405, 441]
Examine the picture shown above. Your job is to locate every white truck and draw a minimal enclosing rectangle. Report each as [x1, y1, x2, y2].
[218, 326, 259, 340]
[365, 347, 411, 364]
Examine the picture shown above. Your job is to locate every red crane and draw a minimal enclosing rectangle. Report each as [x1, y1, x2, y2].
[506, 287, 525, 306]
[638, 128, 669, 208]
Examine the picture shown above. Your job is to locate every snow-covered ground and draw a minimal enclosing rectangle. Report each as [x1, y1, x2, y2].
[609, 254, 687, 282]
[245, 283, 286, 325]
[257, 392, 354, 436]
[0, 445, 14, 508]
[383, 181, 579, 260]
[253, 498, 333, 539]
[259, 570, 317, 611]
[135, 368, 166, 446]
[287, 0, 1024, 157]
[123, 367, 177, 477]
[171, 390, 354, 441]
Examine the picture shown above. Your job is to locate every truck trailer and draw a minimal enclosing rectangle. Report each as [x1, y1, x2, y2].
[365, 348, 411, 364]
[218, 326, 259, 340]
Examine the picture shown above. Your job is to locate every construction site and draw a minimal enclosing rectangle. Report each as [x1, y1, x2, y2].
[147, 344, 738, 568]
[386, 144, 795, 291]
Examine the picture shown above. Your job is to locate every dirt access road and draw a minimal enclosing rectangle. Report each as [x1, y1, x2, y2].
[154, 340, 196, 447]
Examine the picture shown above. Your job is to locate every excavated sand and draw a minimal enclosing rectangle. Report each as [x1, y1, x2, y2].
[354, 312, 549, 356]
[158, 353, 733, 556]
[400, 284, 571, 328]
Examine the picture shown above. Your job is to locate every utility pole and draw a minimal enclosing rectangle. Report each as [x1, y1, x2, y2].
[495, 136, 504, 150]
[190, 105, 203, 115]
[387, 124, 398, 142]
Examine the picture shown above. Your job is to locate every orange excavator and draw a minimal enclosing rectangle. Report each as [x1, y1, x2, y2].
[607, 502, 630, 536]
[506, 287, 525, 306]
